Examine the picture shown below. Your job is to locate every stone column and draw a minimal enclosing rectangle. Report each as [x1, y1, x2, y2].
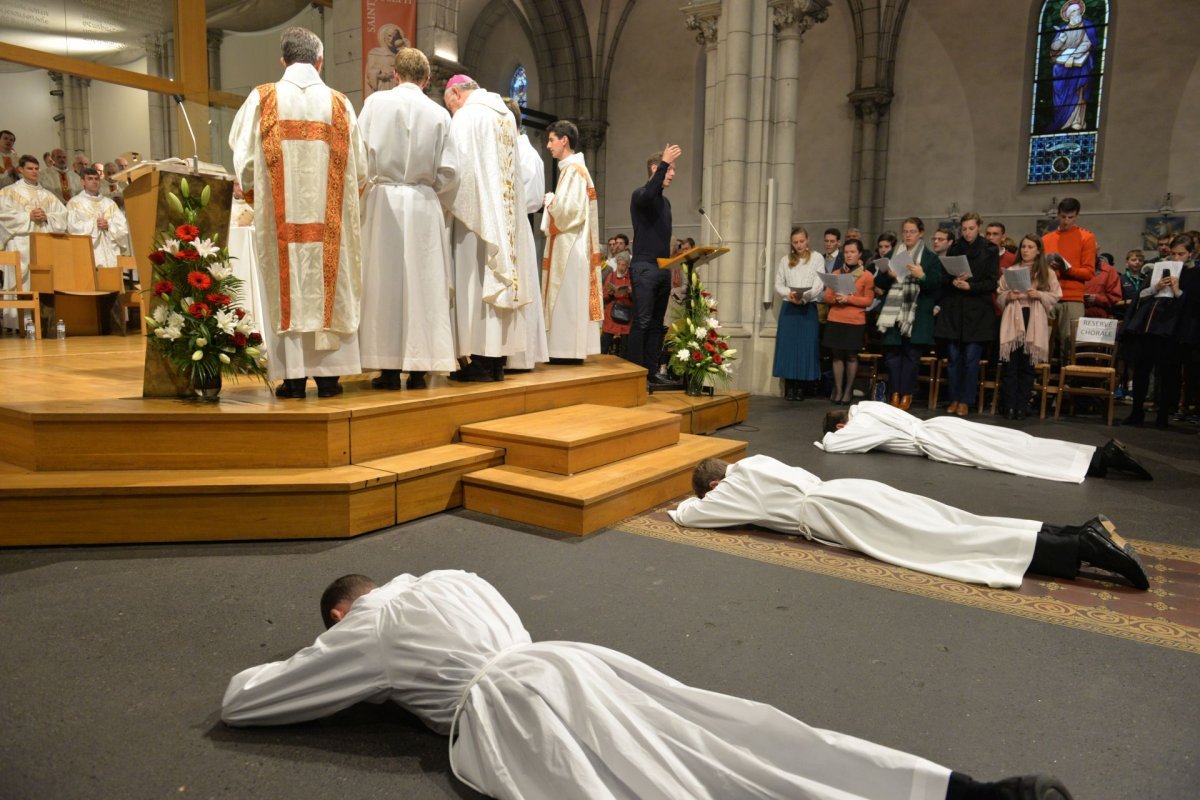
[576, 119, 609, 231]
[848, 87, 892, 239]
[683, 3, 721, 243]
[64, 76, 92, 157]
[769, 1, 830, 266]
[207, 28, 224, 90]
[145, 33, 175, 160]
[714, 0, 752, 326]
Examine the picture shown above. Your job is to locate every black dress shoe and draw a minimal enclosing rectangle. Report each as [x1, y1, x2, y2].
[453, 359, 498, 383]
[989, 774, 1073, 800]
[1077, 514, 1150, 590]
[314, 377, 344, 398]
[405, 371, 427, 390]
[1100, 438, 1152, 480]
[371, 369, 402, 390]
[274, 378, 307, 399]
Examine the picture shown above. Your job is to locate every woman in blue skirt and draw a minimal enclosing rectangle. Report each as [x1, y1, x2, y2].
[773, 227, 824, 400]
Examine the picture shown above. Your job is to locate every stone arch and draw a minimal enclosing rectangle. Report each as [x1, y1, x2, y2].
[462, 0, 553, 103]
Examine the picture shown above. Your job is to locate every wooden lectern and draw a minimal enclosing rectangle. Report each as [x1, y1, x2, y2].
[120, 160, 234, 397]
[656, 245, 730, 271]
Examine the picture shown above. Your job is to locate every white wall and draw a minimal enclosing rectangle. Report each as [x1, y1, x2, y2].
[218, 5, 327, 96]
[0, 69, 58, 159]
[89, 57, 151, 163]
[469, 11, 539, 107]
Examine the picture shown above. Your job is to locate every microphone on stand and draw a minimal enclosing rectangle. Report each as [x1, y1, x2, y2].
[698, 207, 724, 244]
[172, 94, 200, 174]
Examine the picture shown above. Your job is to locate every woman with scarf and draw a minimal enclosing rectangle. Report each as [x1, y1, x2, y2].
[998, 235, 1062, 419]
[772, 227, 824, 400]
[935, 212, 1000, 416]
[874, 217, 942, 409]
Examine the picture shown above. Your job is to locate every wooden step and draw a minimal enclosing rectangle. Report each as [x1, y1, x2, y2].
[0, 464, 397, 546]
[360, 444, 503, 525]
[460, 404, 679, 475]
[462, 434, 747, 536]
[643, 389, 750, 434]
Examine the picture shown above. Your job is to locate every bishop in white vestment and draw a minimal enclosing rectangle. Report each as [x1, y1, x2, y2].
[222, 569, 1082, 800]
[504, 99, 549, 371]
[66, 168, 129, 268]
[672, 454, 1149, 590]
[357, 49, 459, 388]
[443, 75, 531, 380]
[228, 28, 368, 397]
[541, 121, 602, 361]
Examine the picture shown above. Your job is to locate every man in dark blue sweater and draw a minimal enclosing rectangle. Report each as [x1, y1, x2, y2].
[626, 144, 682, 381]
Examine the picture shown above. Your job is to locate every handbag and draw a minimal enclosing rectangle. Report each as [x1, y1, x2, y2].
[610, 302, 633, 324]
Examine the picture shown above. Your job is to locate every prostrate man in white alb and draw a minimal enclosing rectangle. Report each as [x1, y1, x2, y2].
[503, 96, 549, 372]
[673, 454, 1149, 591]
[442, 74, 531, 382]
[66, 167, 129, 268]
[358, 47, 458, 392]
[818, 401, 1151, 482]
[229, 26, 368, 399]
[540, 119, 602, 364]
[221, 569, 1073, 800]
[38, 148, 82, 204]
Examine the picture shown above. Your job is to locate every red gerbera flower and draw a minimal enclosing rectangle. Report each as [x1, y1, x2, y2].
[713, 354, 723, 365]
[187, 271, 212, 290]
[175, 224, 200, 242]
[692, 351, 703, 362]
[704, 342, 716, 352]
[188, 302, 211, 318]
[707, 329, 719, 340]
[177, 249, 200, 262]
[231, 332, 248, 347]
[205, 292, 232, 307]
[717, 341, 728, 351]
[152, 280, 174, 297]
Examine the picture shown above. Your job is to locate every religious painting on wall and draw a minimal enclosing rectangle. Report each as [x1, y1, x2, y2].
[1027, 0, 1109, 185]
[362, 0, 416, 102]
[1142, 215, 1186, 250]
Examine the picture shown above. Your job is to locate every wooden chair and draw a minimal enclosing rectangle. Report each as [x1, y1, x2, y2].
[1032, 362, 1058, 419]
[976, 356, 1002, 414]
[1055, 318, 1119, 425]
[918, 353, 940, 409]
[865, 353, 889, 403]
[116, 255, 146, 334]
[0, 251, 42, 339]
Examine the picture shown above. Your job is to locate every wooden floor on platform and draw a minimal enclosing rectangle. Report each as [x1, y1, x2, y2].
[0, 336, 751, 546]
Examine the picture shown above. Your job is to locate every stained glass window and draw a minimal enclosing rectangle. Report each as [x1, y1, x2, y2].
[509, 64, 528, 108]
[1028, 0, 1109, 184]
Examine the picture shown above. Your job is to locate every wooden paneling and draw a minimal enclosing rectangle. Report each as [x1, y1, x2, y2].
[360, 443, 505, 523]
[351, 393, 527, 460]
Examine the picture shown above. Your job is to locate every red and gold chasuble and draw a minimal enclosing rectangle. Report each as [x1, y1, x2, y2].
[256, 82, 351, 332]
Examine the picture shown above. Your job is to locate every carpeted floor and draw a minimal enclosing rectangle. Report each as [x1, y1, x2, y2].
[1, 395, 1198, 799]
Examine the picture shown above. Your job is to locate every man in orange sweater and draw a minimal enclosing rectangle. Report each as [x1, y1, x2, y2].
[1042, 197, 1096, 359]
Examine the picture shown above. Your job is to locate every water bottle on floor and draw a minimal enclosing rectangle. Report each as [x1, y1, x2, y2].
[25, 318, 35, 340]
[56, 319, 66, 340]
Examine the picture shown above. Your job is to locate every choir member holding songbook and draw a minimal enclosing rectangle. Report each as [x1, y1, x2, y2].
[997, 235, 1061, 419]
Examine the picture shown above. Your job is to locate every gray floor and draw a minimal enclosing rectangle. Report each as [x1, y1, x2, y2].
[2, 395, 1198, 799]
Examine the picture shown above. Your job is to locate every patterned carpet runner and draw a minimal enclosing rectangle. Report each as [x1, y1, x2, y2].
[615, 501, 1200, 654]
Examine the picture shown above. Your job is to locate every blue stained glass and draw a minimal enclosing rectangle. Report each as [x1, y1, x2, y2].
[1027, 1, 1109, 185]
[1028, 131, 1097, 183]
[509, 64, 528, 108]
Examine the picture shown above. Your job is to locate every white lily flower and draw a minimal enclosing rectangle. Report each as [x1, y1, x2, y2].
[193, 238, 220, 259]
[675, 348, 690, 361]
[162, 238, 180, 254]
[195, 337, 208, 347]
[218, 353, 231, 365]
[214, 308, 237, 336]
[167, 312, 185, 329]
[706, 317, 720, 330]
[151, 304, 169, 325]
[191, 350, 204, 361]
[154, 326, 182, 341]
[208, 263, 234, 281]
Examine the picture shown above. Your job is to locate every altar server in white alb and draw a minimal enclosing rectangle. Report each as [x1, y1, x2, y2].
[539, 120, 603, 363]
[0, 156, 67, 310]
[818, 401, 1152, 482]
[66, 167, 129, 268]
[229, 27, 368, 399]
[222, 570, 1074, 800]
[674, 454, 1149, 590]
[503, 96, 549, 372]
[443, 75, 531, 382]
[358, 47, 458, 392]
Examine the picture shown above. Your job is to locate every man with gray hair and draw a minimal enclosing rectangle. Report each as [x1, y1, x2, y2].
[442, 75, 531, 381]
[39, 147, 81, 203]
[229, 26, 368, 399]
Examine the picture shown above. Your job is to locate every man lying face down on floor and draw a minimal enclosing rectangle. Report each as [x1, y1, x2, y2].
[671, 454, 1148, 591]
[222, 569, 1074, 800]
[817, 401, 1152, 483]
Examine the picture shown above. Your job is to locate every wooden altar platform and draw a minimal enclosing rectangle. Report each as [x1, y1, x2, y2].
[0, 337, 749, 546]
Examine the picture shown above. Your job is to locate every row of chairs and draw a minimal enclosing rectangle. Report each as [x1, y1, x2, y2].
[859, 318, 1119, 425]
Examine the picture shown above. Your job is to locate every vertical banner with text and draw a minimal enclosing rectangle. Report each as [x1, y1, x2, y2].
[362, 0, 417, 102]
